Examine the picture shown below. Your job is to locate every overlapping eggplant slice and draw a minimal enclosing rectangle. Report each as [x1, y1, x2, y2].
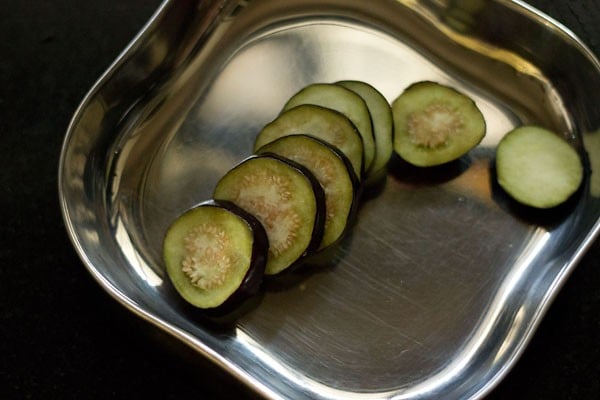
[336, 80, 394, 178]
[162, 200, 268, 314]
[256, 134, 360, 250]
[254, 104, 365, 179]
[282, 83, 376, 175]
[214, 154, 326, 276]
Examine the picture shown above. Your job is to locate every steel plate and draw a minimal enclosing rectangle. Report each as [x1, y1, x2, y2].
[59, 0, 600, 399]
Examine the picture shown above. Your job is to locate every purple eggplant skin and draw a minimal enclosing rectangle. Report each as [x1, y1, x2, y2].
[165, 199, 269, 316]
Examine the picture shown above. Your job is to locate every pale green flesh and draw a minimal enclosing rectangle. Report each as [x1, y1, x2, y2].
[162, 205, 254, 309]
[283, 83, 375, 171]
[496, 125, 584, 208]
[337, 80, 393, 176]
[214, 156, 318, 275]
[257, 134, 356, 249]
[254, 104, 364, 178]
[392, 81, 485, 166]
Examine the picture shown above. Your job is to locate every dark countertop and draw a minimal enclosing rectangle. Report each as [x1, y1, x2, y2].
[1, 1, 598, 399]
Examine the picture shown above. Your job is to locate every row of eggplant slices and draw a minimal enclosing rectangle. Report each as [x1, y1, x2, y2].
[163, 80, 584, 314]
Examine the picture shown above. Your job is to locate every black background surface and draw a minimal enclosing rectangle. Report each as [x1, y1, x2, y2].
[1, 1, 598, 399]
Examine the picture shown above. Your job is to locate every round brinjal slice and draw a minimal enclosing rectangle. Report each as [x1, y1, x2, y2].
[495, 125, 584, 209]
[162, 200, 268, 313]
[214, 154, 326, 276]
[392, 81, 486, 167]
[256, 134, 360, 250]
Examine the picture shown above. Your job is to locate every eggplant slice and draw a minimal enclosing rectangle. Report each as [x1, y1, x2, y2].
[392, 81, 485, 167]
[214, 154, 326, 275]
[162, 200, 268, 312]
[257, 134, 360, 250]
[495, 125, 584, 209]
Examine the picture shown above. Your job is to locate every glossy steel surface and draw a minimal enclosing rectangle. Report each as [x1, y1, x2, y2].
[59, 0, 600, 399]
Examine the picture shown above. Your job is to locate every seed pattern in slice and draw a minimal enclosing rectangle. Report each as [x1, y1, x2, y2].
[162, 200, 268, 312]
[257, 134, 360, 250]
[181, 223, 233, 290]
[392, 81, 486, 166]
[214, 154, 325, 275]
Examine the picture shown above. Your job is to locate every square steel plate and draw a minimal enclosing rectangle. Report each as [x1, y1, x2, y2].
[59, 1, 600, 399]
